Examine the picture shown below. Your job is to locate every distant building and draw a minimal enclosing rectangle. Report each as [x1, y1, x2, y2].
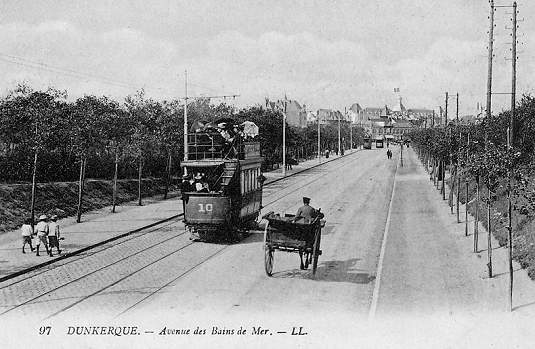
[348, 103, 364, 124]
[391, 119, 414, 139]
[365, 118, 391, 140]
[316, 109, 332, 125]
[306, 111, 317, 125]
[315, 109, 350, 127]
[390, 97, 407, 119]
[264, 98, 307, 128]
[459, 103, 485, 125]
[362, 106, 390, 120]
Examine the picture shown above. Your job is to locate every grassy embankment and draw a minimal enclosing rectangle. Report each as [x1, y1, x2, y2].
[0, 178, 178, 234]
[442, 170, 535, 280]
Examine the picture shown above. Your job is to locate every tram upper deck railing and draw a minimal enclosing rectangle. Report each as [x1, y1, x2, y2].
[187, 132, 260, 160]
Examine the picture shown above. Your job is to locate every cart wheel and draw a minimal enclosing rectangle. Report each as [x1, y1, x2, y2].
[311, 227, 321, 276]
[263, 221, 269, 250]
[264, 245, 274, 276]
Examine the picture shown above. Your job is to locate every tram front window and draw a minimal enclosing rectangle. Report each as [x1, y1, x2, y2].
[185, 165, 224, 193]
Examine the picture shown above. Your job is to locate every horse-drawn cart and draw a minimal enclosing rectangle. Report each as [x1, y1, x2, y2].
[262, 211, 324, 277]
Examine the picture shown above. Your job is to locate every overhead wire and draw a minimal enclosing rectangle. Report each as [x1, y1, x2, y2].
[0, 52, 168, 92]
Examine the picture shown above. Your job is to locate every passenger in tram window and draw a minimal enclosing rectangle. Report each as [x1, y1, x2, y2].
[200, 181, 210, 193]
[194, 173, 204, 192]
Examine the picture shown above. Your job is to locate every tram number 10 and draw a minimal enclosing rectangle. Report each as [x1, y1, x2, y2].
[198, 203, 213, 213]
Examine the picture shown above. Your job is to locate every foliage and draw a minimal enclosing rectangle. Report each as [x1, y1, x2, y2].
[0, 84, 361, 182]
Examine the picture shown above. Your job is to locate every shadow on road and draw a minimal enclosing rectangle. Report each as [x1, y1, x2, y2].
[513, 299, 535, 312]
[314, 258, 374, 284]
[272, 258, 375, 284]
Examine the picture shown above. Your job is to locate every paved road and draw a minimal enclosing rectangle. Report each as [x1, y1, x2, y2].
[2, 146, 535, 349]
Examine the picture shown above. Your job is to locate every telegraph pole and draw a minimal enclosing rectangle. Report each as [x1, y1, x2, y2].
[456, 93, 461, 223]
[338, 111, 341, 156]
[485, 0, 495, 279]
[445, 92, 449, 125]
[432, 109, 435, 128]
[184, 70, 188, 162]
[346, 107, 353, 151]
[507, 0, 518, 313]
[282, 97, 287, 176]
[317, 113, 321, 163]
[350, 121, 353, 151]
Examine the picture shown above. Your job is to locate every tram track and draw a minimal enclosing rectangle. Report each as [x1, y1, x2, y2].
[0, 219, 182, 289]
[1, 151, 361, 285]
[1, 151, 370, 320]
[111, 153, 369, 317]
[0, 224, 189, 316]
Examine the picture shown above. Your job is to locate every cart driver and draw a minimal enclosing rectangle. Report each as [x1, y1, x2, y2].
[293, 197, 323, 224]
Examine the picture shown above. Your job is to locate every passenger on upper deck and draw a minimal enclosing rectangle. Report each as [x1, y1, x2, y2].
[194, 173, 204, 192]
[293, 197, 324, 224]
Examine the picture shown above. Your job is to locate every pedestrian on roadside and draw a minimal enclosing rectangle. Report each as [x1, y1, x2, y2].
[47, 215, 61, 255]
[34, 214, 52, 257]
[21, 217, 34, 254]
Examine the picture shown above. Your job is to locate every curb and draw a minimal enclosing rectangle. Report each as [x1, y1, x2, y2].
[264, 149, 362, 186]
[0, 214, 182, 283]
[0, 149, 362, 283]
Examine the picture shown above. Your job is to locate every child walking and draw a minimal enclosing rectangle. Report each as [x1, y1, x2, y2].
[21, 218, 34, 254]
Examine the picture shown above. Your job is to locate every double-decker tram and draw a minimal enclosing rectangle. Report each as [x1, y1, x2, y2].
[181, 120, 264, 241]
[363, 137, 372, 149]
[375, 138, 384, 148]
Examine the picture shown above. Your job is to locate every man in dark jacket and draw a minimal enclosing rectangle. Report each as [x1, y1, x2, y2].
[294, 197, 323, 223]
[181, 174, 193, 214]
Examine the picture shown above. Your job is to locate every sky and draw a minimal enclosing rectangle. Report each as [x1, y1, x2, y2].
[0, 0, 533, 116]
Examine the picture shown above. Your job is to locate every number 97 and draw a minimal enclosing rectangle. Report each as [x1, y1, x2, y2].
[39, 326, 51, 335]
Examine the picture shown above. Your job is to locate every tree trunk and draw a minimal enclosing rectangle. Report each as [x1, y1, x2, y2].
[432, 157, 436, 183]
[474, 177, 480, 252]
[487, 186, 493, 278]
[112, 151, 119, 213]
[76, 157, 86, 223]
[441, 160, 446, 200]
[456, 169, 460, 223]
[435, 158, 439, 188]
[164, 152, 172, 200]
[30, 150, 38, 229]
[138, 158, 143, 206]
[449, 164, 455, 211]
[465, 180, 469, 236]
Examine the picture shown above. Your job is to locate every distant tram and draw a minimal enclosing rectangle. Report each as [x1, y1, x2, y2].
[363, 138, 372, 149]
[181, 122, 264, 241]
[375, 138, 384, 148]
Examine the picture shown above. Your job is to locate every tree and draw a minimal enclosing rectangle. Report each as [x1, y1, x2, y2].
[0, 85, 68, 224]
[124, 90, 160, 206]
[154, 99, 183, 199]
[99, 100, 131, 213]
[69, 95, 116, 222]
